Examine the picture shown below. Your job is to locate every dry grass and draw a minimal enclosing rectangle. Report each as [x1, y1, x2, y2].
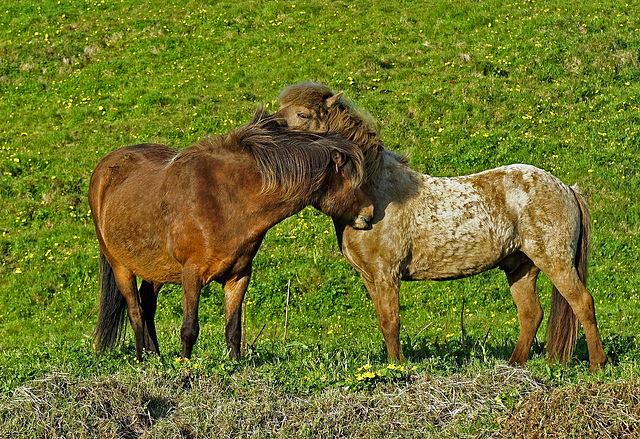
[495, 381, 640, 438]
[2, 364, 637, 438]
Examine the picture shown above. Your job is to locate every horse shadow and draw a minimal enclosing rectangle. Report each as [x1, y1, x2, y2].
[401, 331, 525, 368]
[111, 325, 633, 372]
[402, 331, 633, 370]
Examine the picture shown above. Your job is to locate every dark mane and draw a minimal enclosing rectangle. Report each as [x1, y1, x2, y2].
[185, 108, 365, 200]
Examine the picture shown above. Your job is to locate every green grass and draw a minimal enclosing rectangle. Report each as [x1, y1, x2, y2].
[1, 0, 639, 436]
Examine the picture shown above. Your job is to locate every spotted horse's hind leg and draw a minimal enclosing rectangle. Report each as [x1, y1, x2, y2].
[545, 266, 607, 371]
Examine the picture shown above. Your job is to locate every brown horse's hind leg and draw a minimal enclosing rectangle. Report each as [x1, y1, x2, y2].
[505, 262, 542, 366]
[180, 267, 203, 359]
[139, 280, 161, 355]
[363, 275, 404, 362]
[111, 264, 146, 362]
[223, 273, 251, 359]
[546, 269, 607, 371]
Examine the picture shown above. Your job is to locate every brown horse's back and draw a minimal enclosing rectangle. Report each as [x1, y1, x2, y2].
[93, 143, 175, 175]
[89, 144, 174, 215]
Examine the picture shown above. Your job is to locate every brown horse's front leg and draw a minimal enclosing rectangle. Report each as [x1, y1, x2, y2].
[180, 268, 203, 359]
[223, 273, 251, 359]
[363, 275, 404, 362]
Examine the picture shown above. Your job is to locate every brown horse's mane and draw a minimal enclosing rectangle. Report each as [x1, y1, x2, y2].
[278, 83, 386, 182]
[178, 108, 365, 200]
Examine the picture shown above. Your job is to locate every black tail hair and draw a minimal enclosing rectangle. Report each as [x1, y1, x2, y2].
[93, 251, 127, 353]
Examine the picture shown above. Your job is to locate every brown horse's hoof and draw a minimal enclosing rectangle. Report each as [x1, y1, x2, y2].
[589, 356, 612, 372]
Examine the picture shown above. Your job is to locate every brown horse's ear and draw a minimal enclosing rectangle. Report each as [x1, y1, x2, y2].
[330, 150, 346, 170]
[325, 92, 343, 109]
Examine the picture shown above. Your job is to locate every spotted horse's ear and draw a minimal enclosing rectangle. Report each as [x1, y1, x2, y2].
[325, 92, 343, 109]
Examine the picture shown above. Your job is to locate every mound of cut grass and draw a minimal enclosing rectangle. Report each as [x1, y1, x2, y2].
[2, 363, 638, 438]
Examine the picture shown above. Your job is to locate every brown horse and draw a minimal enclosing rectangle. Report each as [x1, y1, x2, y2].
[89, 109, 373, 361]
[276, 82, 608, 371]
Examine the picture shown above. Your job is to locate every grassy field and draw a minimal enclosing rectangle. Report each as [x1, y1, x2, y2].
[1, 0, 639, 436]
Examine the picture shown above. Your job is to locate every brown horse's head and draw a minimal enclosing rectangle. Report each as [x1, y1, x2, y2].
[227, 110, 373, 229]
[276, 82, 384, 182]
[314, 148, 373, 229]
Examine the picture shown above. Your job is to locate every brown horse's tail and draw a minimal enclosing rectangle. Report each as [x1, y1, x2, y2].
[546, 186, 590, 363]
[93, 251, 127, 353]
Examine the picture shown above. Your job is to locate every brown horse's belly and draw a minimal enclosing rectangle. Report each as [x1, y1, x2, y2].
[133, 261, 183, 284]
[105, 239, 184, 284]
